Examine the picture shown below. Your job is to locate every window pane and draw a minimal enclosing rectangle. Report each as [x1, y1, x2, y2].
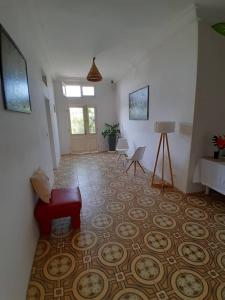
[63, 85, 81, 97]
[82, 86, 95, 96]
[69, 108, 85, 134]
[88, 107, 96, 134]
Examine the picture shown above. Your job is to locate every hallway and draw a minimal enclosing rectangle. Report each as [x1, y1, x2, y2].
[27, 153, 225, 299]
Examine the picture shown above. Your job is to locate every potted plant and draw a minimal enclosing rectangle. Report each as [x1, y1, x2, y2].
[102, 123, 120, 151]
[212, 135, 225, 159]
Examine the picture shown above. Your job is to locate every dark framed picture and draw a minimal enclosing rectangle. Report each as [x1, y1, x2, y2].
[129, 86, 149, 120]
[0, 24, 31, 113]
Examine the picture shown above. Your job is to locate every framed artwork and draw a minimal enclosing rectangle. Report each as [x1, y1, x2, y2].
[0, 24, 31, 113]
[129, 85, 149, 120]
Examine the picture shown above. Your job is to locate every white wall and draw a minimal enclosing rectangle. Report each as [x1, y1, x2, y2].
[116, 11, 198, 192]
[43, 80, 61, 168]
[0, 1, 60, 299]
[53, 78, 117, 154]
[187, 22, 225, 192]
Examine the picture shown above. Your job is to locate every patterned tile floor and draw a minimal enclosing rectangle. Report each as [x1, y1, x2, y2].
[27, 153, 225, 300]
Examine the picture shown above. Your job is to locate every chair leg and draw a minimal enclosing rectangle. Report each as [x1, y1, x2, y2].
[71, 215, 81, 229]
[121, 154, 127, 166]
[126, 161, 134, 173]
[39, 220, 51, 235]
[118, 153, 127, 162]
[137, 161, 145, 173]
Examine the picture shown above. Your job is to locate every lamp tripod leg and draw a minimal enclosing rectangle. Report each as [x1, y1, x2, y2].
[151, 134, 162, 186]
[162, 134, 165, 189]
[165, 134, 174, 187]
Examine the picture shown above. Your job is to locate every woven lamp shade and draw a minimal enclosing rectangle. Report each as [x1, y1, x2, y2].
[87, 57, 102, 82]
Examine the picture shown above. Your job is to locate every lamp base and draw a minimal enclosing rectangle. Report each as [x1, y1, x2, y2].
[151, 181, 174, 190]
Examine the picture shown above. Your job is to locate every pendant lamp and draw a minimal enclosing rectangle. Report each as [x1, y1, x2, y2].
[86, 57, 102, 82]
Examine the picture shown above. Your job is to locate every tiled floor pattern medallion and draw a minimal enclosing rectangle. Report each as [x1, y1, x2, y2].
[27, 153, 225, 299]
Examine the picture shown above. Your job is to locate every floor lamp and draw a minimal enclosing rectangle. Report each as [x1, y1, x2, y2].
[151, 121, 175, 189]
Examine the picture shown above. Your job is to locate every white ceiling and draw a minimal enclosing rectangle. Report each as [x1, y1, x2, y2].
[29, 0, 225, 80]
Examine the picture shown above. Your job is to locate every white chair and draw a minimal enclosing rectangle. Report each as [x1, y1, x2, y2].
[126, 146, 146, 175]
[116, 138, 129, 161]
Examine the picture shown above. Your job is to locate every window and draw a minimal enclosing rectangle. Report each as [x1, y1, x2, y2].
[69, 107, 85, 134]
[69, 106, 96, 135]
[82, 86, 95, 96]
[62, 83, 95, 98]
[88, 107, 96, 134]
[63, 85, 81, 97]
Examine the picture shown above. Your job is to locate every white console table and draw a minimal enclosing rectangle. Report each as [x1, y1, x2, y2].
[193, 157, 225, 195]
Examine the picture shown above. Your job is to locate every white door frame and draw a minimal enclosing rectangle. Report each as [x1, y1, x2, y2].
[68, 104, 98, 154]
[45, 98, 57, 168]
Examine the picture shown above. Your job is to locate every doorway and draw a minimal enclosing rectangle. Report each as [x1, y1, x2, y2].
[68, 105, 98, 153]
[45, 98, 57, 168]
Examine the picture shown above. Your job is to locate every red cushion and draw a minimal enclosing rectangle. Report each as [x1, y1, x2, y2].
[50, 188, 81, 206]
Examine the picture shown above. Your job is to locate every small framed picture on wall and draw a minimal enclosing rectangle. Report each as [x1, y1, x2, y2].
[129, 86, 149, 120]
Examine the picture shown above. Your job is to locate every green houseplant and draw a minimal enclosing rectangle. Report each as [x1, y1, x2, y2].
[102, 123, 120, 151]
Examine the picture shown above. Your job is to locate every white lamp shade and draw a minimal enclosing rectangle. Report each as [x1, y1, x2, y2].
[154, 121, 175, 133]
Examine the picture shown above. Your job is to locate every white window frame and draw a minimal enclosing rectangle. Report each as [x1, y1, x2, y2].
[82, 86, 95, 97]
[62, 83, 95, 98]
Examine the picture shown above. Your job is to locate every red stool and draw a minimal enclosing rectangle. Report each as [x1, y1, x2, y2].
[34, 188, 82, 235]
